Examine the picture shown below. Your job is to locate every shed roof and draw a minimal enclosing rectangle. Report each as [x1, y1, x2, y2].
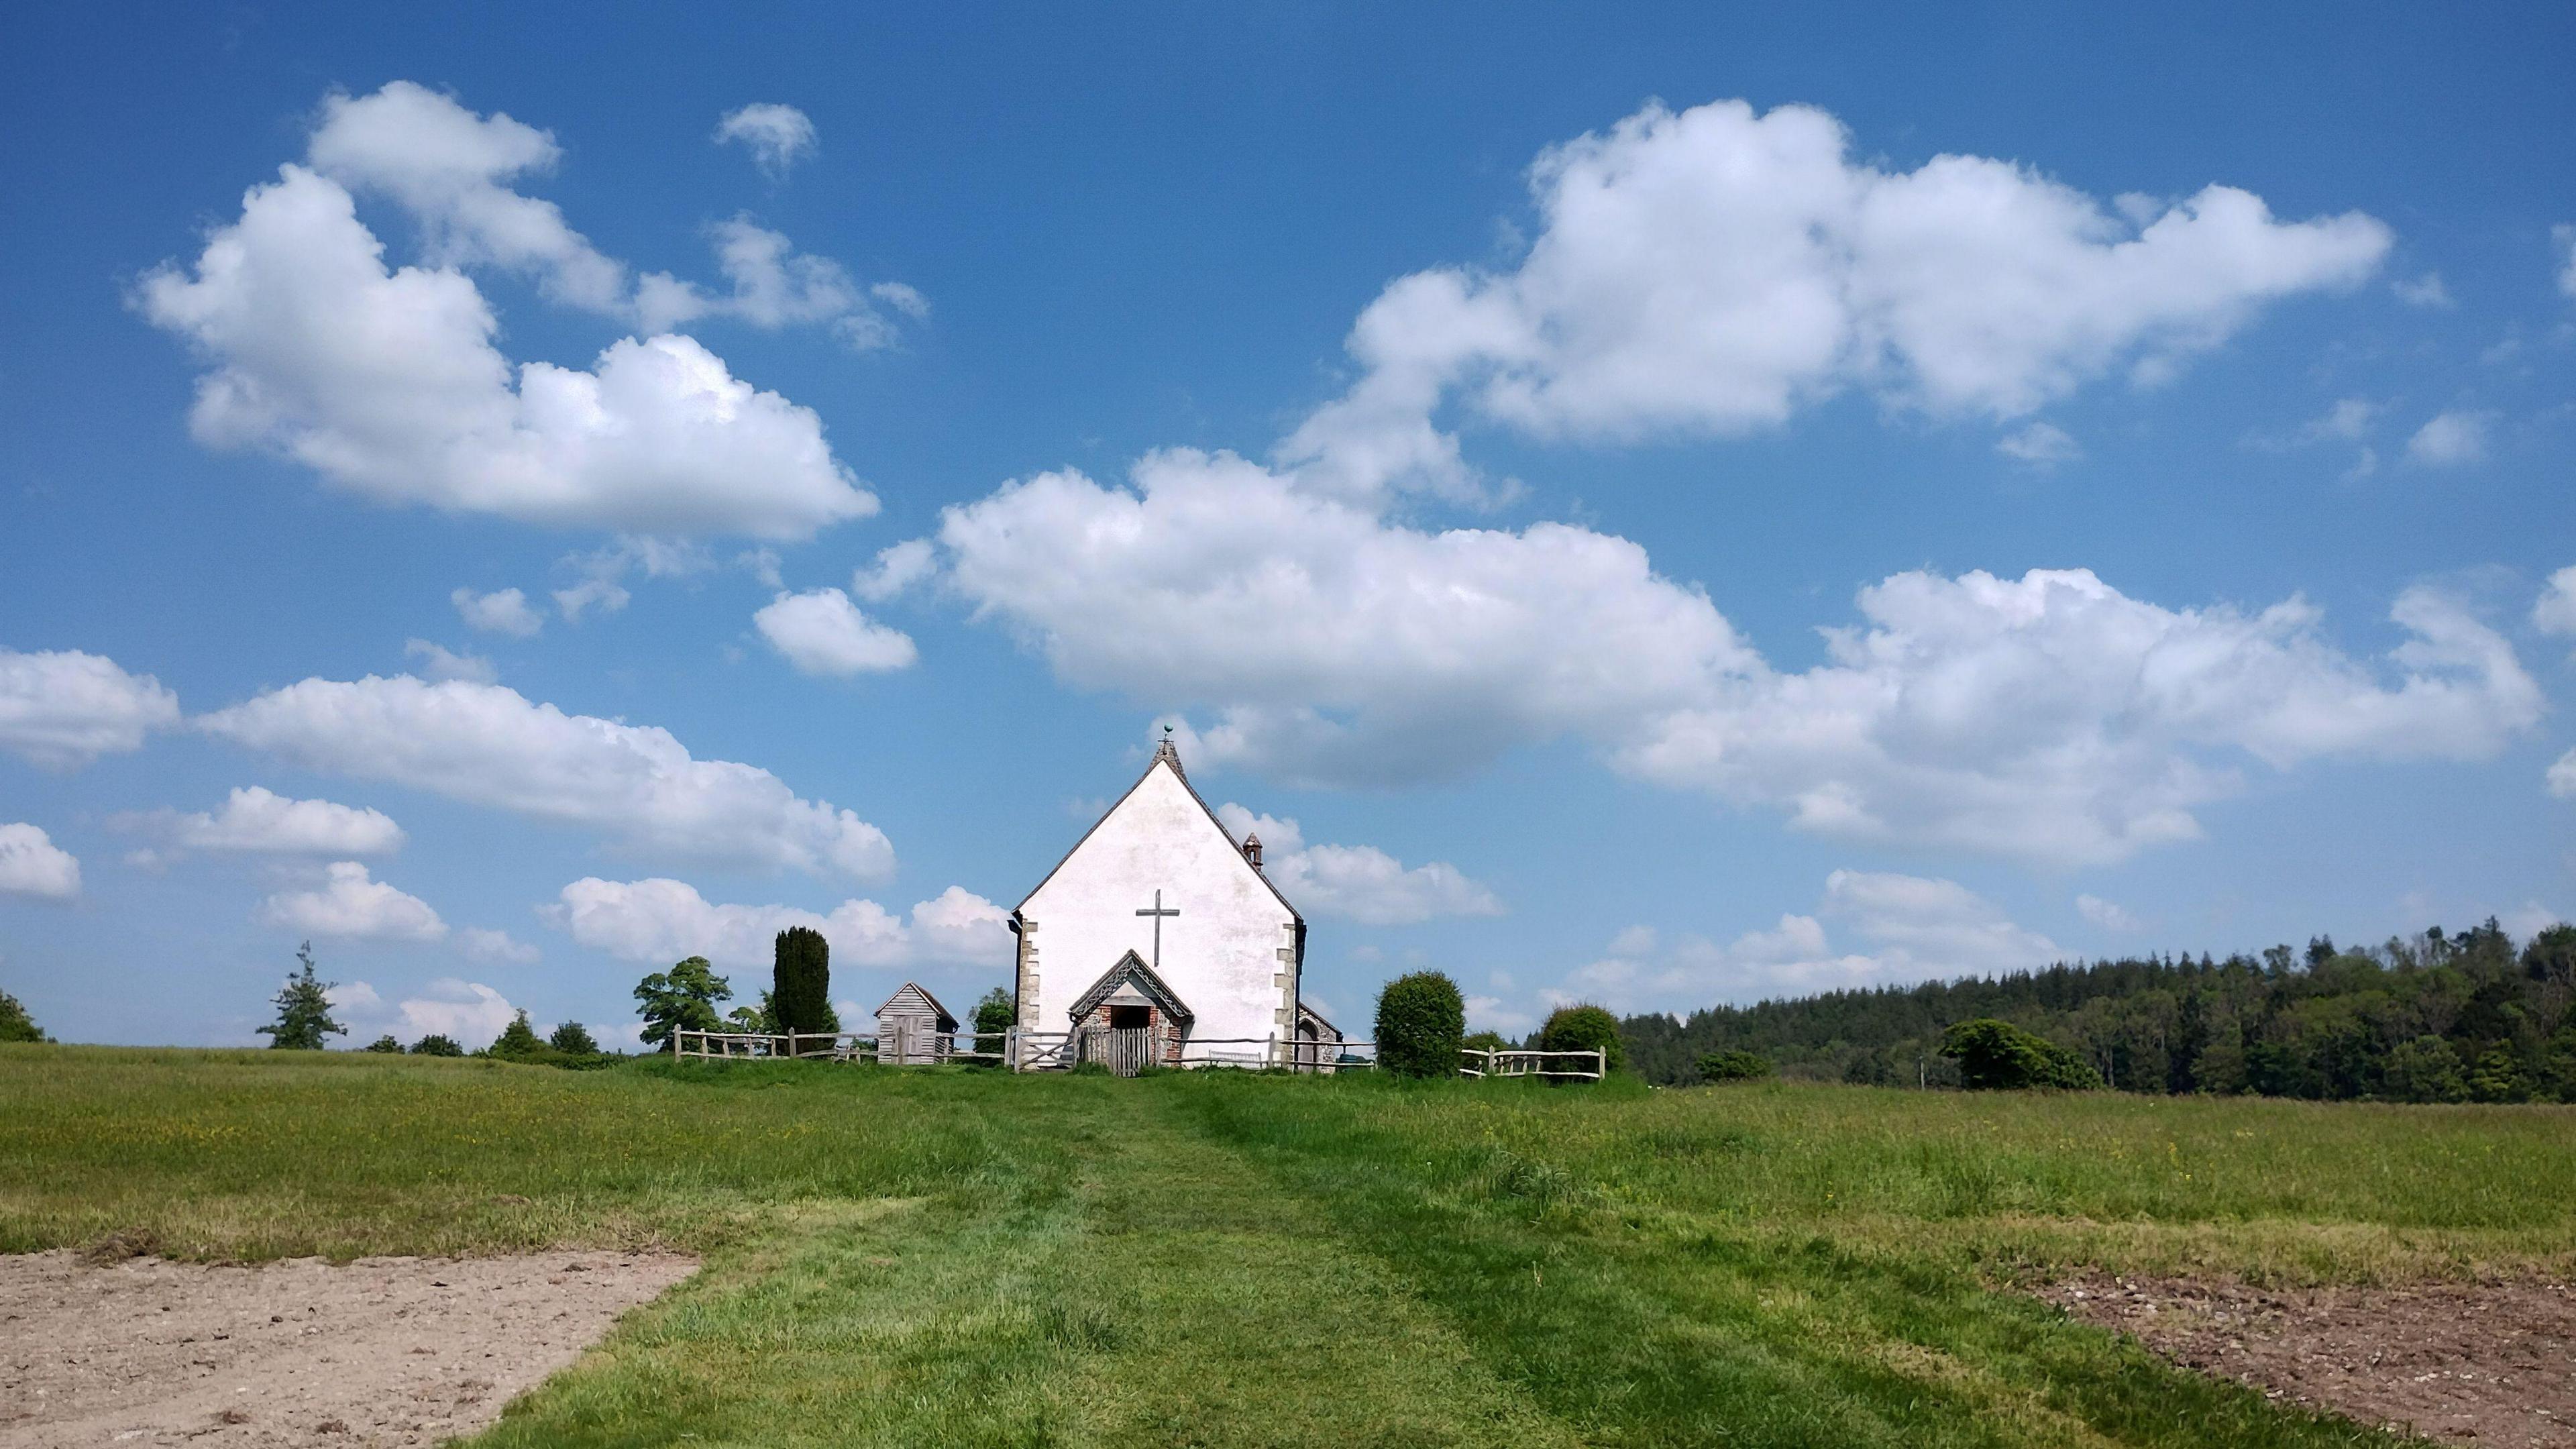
[874, 981, 958, 1030]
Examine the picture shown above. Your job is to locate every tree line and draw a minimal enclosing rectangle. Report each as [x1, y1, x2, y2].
[1619, 920, 2576, 1102]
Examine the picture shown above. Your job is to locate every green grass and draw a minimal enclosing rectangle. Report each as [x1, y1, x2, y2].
[7, 1044, 2572, 1446]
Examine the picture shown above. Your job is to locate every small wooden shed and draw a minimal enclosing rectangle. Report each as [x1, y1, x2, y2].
[875, 982, 958, 1065]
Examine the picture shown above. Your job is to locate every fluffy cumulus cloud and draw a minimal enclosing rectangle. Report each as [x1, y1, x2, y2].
[1553, 871, 2061, 1014]
[452, 586, 543, 637]
[2551, 749, 2576, 800]
[1619, 570, 2541, 865]
[330, 977, 517, 1050]
[1279, 97, 2391, 498]
[940, 449, 1753, 788]
[136, 85, 888, 537]
[117, 786, 404, 857]
[2404, 409, 2493, 468]
[0, 823, 82, 900]
[260, 861, 447, 941]
[753, 588, 918, 676]
[0, 647, 182, 769]
[714, 103, 818, 178]
[197, 675, 894, 879]
[936, 451, 2538, 864]
[1214, 804, 1502, 924]
[544, 877, 1009, 973]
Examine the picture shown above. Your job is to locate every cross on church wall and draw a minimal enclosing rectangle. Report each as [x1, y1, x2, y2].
[1136, 889, 1179, 971]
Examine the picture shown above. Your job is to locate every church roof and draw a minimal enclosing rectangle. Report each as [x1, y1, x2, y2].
[1296, 1000, 1342, 1038]
[1067, 949, 1197, 1026]
[1014, 737, 1303, 926]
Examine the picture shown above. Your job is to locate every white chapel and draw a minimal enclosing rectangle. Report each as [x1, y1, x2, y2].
[1011, 733, 1342, 1068]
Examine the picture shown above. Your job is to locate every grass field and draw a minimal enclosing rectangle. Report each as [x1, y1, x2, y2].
[6, 1044, 2573, 1446]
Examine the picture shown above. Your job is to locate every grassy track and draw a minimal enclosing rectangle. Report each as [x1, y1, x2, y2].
[7, 1045, 2572, 1446]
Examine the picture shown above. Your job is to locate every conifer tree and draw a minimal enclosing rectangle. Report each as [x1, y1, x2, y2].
[490, 1010, 545, 1058]
[772, 926, 835, 1034]
[257, 943, 345, 1050]
[549, 1020, 600, 1055]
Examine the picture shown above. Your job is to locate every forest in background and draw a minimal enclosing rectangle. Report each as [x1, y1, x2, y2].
[1619, 920, 2576, 1102]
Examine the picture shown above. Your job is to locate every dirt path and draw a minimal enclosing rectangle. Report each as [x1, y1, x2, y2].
[0, 1249, 695, 1448]
[2042, 1275, 2576, 1445]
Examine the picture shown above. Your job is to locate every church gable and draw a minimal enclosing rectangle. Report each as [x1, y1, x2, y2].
[1014, 737, 1305, 1049]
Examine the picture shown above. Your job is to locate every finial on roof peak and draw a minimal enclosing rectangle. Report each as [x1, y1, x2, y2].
[1154, 724, 1184, 778]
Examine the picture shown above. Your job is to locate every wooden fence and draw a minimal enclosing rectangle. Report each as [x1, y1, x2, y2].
[1460, 1047, 1607, 1081]
[671, 1029, 1598, 1080]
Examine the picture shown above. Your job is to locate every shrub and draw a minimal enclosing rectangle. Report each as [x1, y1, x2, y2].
[1842, 1051, 1899, 1086]
[362, 1034, 403, 1053]
[0, 988, 48, 1043]
[1375, 971, 1464, 1078]
[257, 943, 346, 1051]
[971, 987, 1014, 1065]
[411, 1034, 464, 1057]
[635, 957, 732, 1047]
[1462, 1030, 1508, 1056]
[549, 1021, 600, 1055]
[1697, 1049, 1772, 1083]
[1537, 1004, 1624, 1076]
[772, 926, 836, 1034]
[1939, 1018, 2101, 1090]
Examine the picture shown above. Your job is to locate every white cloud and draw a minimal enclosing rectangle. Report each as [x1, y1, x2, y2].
[635, 218, 917, 351]
[2555, 225, 2576, 301]
[2404, 409, 2493, 468]
[1214, 803, 1502, 924]
[2075, 893, 2142, 932]
[452, 586, 542, 637]
[940, 450, 1751, 788]
[0, 647, 182, 769]
[2532, 566, 2576, 639]
[117, 786, 405, 857]
[1621, 571, 2540, 865]
[140, 111, 877, 537]
[1277, 97, 2390, 498]
[936, 451, 2538, 864]
[1996, 421, 2081, 467]
[753, 588, 918, 676]
[331, 977, 518, 1051]
[198, 674, 894, 879]
[544, 877, 1009, 973]
[1551, 870, 2061, 1014]
[0, 823, 81, 900]
[2551, 749, 2576, 800]
[2392, 272, 2452, 308]
[404, 639, 496, 684]
[714, 103, 817, 178]
[260, 861, 446, 941]
[554, 578, 632, 622]
[460, 926, 540, 964]
[852, 538, 937, 602]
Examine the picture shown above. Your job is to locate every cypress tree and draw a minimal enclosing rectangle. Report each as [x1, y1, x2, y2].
[772, 926, 835, 1034]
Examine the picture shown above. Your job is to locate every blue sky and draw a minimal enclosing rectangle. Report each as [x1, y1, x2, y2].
[3, 2, 2573, 1048]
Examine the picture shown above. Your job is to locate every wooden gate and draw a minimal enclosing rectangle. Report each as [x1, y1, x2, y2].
[1078, 1026, 1153, 1076]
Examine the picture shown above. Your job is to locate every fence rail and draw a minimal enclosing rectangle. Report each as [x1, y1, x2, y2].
[671, 1029, 1599, 1081]
[1460, 1047, 1607, 1081]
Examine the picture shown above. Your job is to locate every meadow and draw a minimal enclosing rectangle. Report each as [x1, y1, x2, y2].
[5, 1044, 2571, 1447]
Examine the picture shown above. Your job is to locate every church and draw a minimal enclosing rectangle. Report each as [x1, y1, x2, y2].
[1010, 733, 1343, 1069]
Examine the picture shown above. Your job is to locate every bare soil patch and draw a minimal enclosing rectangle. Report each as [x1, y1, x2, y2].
[0, 1248, 695, 1448]
[2041, 1274, 2576, 1444]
